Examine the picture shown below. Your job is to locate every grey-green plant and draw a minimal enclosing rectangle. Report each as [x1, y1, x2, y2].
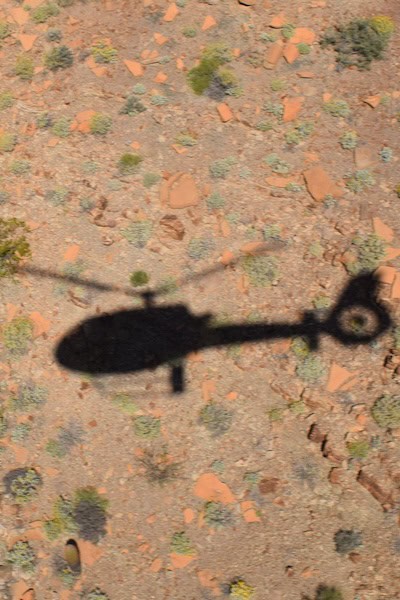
[89, 113, 112, 136]
[0, 21, 11, 42]
[296, 355, 326, 383]
[183, 26, 197, 37]
[264, 153, 290, 174]
[345, 169, 375, 193]
[7, 541, 36, 573]
[4, 468, 42, 503]
[242, 255, 279, 287]
[379, 146, 393, 162]
[204, 501, 234, 528]
[170, 532, 194, 555]
[0, 133, 17, 152]
[0, 92, 13, 110]
[85, 590, 110, 600]
[52, 116, 72, 138]
[206, 192, 225, 210]
[11, 423, 31, 442]
[340, 131, 358, 149]
[347, 233, 385, 274]
[15, 54, 34, 80]
[121, 221, 152, 248]
[111, 392, 138, 415]
[334, 529, 362, 554]
[132, 83, 146, 95]
[0, 218, 31, 278]
[264, 101, 284, 119]
[133, 415, 161, 439]
[36, 111, 53, 128]
[323, 99, 351, 118]
[347, 439, 370, 459]
[199, 403, 233, 437]
[187, 236, 214, 260]
[2, 317, 33, 356]
[175, 132, 198, 147]
[209, 157, 236, 179]
[44, 45, 73, 70]
[46, 28, 63, 42]
[10, 382, 47, 410]
[120, 96, 146, 116]
[151, 94, 169, 106]
[143, 172, 160, 188]
[371, 394, 400, 428]
[10, 160, 31, 176]
[118, 153, 143, 175]
[91, 40, 118, 63]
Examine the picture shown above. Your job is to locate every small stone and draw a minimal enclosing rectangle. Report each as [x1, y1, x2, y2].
[159, 215, 185, 240]
[270, 13, 286, 27]
[259, 477, 280, 494]
[283, 96, 303, 121]
[363, 95, 381, 108]
[217, 103, 234, 122]
[290, 28, 316, 44]
[238, 0, 256, 4]
[264, 40, 284, 68]
[163, 2, 179, 21]
[303, 166, 342, 201]
[283, 43, 300, 64]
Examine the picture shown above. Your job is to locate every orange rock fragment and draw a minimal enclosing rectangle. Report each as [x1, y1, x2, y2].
[373, 217, 394, 242]
[283, 43, 299, 64]
[303, 166, 342, 201]
[240, 241, 270, 255]
[184, 508, 195, 523]
[161, 172, 200, 209]
[78, 540, 104, 566]
[266, 175, 291, 187]
[17, 34, 37, 51]
[124, 60, 144, 77]
[217, 103, 233, 122]
[29, 312, 51, 337]
[391, 273, 400, 299]
[176, 57, 185, 70]
[290, 27, 316, 44]
[326, 363, 357, 393]
[265, 40, 283, 67]
[375, 266, 396, 285]
[154, 71, 168, 83]
[241, 500, 261, 523]
[220, 250, 235, 265]
[297, 70, 315, 78]
[226, 391, 238, 400]
[283, 96, 303, 122]
[63, 243, 80, 261]
[202, 15, 217, 31]
[154, 33, 168, 45]
[270, 13, 286, 27]
[170, 553, 196, 568]
[9, 7, 29, 25]
[363, 95, 380, 108]
[194, 473, 235, 504]
[150, 558, 163, 572]
[164, 2, 179, 22]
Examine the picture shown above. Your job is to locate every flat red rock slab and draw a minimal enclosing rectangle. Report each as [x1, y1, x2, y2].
[170, 553, 197, 568]
[372, 217, 394, 242]
[303, 166, 342, 201]
[160, 172, 200, 209]
[283, 96, 303, 122]
[326, 363, 359, 393]
[194, 473, 235, 503]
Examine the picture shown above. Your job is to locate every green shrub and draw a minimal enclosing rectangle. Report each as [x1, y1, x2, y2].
[347, 439, 370, 459]
[44, 45, 73, 70]
[52, 116, 72, 138]
[199, 403, 233, 436]
[15, 55, 34, 80]
[183, 27, 197, 38]
[282, 23, 295, 40]
[45, 188, 69, 206]
[297, 42, 311, 54]
[242, 255, 279, 287]
[130, 270, 149, 287]
[270, 78, 285, 91]
[118, 153, 143, 175]
[132, 83, 146, 95]
[133, 415, 161, 439]
[204, 501, 234, 528]
[187, 42, 233, 95]
[46, 28, 63, 42]
[268, 407, 284, 422]
[206, 192, 225, 210]
[4, 468, 42, 503]
[0, 92, 13, 110]
[345, 169, 375, 193]
[44, 497, 77, 540]
[264, 153, 290, 174]
[379, 146, 393, 162]
[143, 172, 160, 188]
[229, 580, 255, 599]
[321, 19, 390, 70]
[85, 590, 110, 600]
[11, 423, 31, 442]
[2, 317, 33, 355]
[0, 21, 11, 42]
[188, 236, 214, 260]
[170, 532, 194, 555]
[7, 541, 36, 573]
[323, 99, 351, 118]
[347, 233, 385, 274]
[316, 586, 343, 600]
[89, 113, 112, 135]
[10, 160, 31, 176]
[36, 111, 53, 128]
[371, 394, 400, 428]
[91, 40, 118, 63]
[111, 392, 138, 416]
[264, 101, 284, 119]
[10, 382, 47, 410]
[175, 132, 198, 147]
[32, 2, 59, 23]
[120, 95, 146, 116]
[296, 356, 326, 383]
[369, 16, 395, 40]
[340, 131, 358, 149]
[0, 132, 16, 152]
[0, 218, 30, 278]
[284, 121, 313, 146]
[334, 529, 362, 554]
[56, 0, 75, 6]
[121, 221, 152, 247]
[209, 156, 236, 179]
[138, 449, 179, 484]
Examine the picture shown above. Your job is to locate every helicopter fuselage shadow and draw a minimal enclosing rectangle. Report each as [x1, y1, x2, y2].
[55, 273, 392, 391]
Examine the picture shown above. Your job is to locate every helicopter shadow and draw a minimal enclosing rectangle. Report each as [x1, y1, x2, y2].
[54, 273, 392, 393]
